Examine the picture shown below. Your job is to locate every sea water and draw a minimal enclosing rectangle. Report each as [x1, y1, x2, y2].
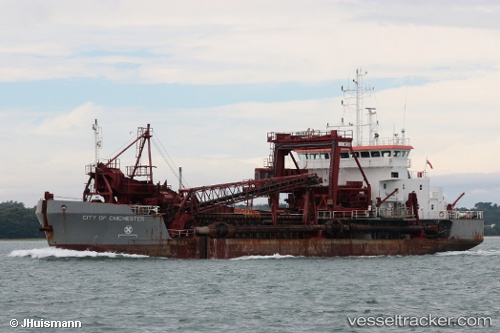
[1, 238, 499, 332]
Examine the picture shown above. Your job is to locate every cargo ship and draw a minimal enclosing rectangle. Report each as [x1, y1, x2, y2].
[36, 70, 484, 259]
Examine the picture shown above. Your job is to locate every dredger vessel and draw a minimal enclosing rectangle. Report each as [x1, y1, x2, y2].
[36, 70, 484, 258]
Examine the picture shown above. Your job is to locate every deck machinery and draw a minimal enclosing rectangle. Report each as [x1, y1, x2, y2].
[81, 125, 434, 242]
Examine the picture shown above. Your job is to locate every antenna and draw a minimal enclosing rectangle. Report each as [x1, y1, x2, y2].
[340, 68, 373, 145]
[92, 119, 102, 163]
[366, 107, 377, 145]
[179, 166, 183, 191]
[403, 77, 409, 145]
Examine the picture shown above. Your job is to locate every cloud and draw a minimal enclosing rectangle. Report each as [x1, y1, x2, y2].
[2, 0, 500, 208]
[35, 102, 102, 137]
[433, 173, 500, 208]
[2, 1, 500, 84]
[352, 68, 500, 176]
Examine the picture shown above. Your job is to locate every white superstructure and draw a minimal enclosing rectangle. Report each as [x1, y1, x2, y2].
[296, 69, 450, 220]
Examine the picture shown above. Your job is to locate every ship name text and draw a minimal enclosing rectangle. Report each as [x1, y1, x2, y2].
[82, 215, 145, 222]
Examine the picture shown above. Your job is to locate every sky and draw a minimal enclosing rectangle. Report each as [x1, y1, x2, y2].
[1, 0, 500, 208]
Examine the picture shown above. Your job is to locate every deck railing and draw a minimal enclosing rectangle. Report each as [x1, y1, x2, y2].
[438, 210, 484, 220]
[167, 229, 194, 238]
[318, 207, 418, 220]
[317, 209, 376, 219]
[130, 205, 160, 216]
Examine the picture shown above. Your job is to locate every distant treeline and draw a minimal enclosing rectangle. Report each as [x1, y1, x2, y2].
[0, 201, 44, 239]
[1, 201, 499, 239]
[471, 202, 500, 236]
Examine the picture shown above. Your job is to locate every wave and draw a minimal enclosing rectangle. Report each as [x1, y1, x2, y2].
[8, 247, 149, 259]
[231, 253, 298, 260]
[435, 249, 500, 257]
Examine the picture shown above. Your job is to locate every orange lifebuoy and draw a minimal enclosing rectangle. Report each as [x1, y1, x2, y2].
[439, 211, 444, 218]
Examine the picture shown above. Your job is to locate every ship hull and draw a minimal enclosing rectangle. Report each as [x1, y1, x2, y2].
[49, 237, 483, 259]
[36, 199, 484, 259]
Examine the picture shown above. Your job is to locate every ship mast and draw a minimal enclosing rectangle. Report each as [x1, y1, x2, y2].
[340, 68, 374, 146]
[92, 119, 102, 163]
[83, 124, 156, 203]
[355, 70, 362, 145]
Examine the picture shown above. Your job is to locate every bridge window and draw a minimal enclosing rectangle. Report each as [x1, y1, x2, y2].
[382, 151, 391, 157]
[360, 151, 370, 158]
[371, 151, 381, 157]
[394, 151, 401, 157]
[300, 152, 331, 160]
[351, 152, 359, 157]
[391, 172, 399, 178]
[340, 152, 349, 158]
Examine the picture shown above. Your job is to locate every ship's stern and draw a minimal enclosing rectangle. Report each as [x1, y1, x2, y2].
[441, 211, 484, 251]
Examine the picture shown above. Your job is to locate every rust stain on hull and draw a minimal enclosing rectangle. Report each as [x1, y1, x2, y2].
[51, 237, 482, 259]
